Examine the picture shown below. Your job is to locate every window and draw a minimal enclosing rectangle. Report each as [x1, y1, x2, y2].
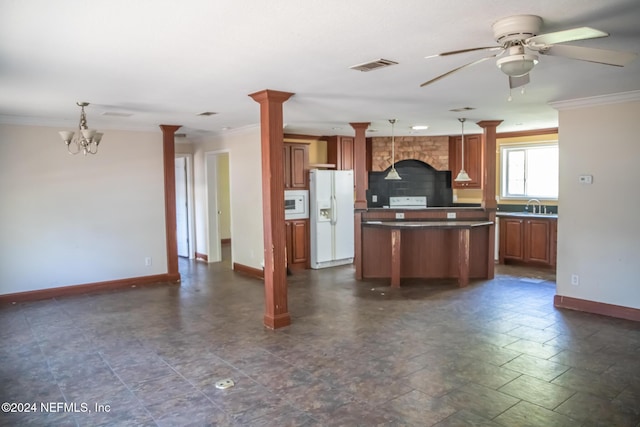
[501, 142, 558, 199]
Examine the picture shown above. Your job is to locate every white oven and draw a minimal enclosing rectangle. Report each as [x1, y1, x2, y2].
[284, 190, 309, 220]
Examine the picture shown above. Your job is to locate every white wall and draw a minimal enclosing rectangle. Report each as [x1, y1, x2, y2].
[555, 94, 640, 309]
[193, 127, 264, 269]
[0, 124, 167, 295]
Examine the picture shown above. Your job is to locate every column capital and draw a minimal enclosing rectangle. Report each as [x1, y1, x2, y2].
[349, 122, 370, 131]
[249, 89, 294, 104]
[475, 120, 503, 129]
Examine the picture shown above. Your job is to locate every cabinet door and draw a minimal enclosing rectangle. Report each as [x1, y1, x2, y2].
[340, 136, 354, 171]
[501, 218, 524, 260]
[283, 145, 291, 188]
[289, 144, 308, 189]
[290, 220, 309, 265]
[449, 135, 482, 189]
[526, 219, 551, 264]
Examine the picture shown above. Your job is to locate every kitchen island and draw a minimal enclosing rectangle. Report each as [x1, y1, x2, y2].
[355, 208, 495, 288]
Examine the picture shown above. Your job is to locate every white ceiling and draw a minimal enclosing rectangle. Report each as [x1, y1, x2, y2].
[1, 0, 639, 138]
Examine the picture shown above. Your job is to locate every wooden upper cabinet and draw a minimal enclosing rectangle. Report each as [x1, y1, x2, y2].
[327, 136, 354, 171]
[449, 134, 482, 189]
[283, 142, 309, 189]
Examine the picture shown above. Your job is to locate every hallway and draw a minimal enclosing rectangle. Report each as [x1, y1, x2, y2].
[1, 259, 639, 426]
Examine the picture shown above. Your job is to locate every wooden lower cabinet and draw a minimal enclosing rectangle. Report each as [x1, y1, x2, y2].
[285, 219, 309, 269]
[499, 216, 556, 267]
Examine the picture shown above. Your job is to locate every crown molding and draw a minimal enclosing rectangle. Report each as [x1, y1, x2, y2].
[549, 90, 640, 111]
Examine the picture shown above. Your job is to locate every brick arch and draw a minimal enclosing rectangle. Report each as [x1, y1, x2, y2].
[371, 135, 449, 171]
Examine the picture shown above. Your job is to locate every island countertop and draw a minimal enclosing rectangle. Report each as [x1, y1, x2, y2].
[363, 220, 493, 229]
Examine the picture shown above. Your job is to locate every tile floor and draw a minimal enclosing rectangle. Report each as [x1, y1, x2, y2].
[1, 250, 639, 426]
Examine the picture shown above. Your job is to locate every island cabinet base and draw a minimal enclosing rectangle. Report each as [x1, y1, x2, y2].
[362, 226, 490, 283]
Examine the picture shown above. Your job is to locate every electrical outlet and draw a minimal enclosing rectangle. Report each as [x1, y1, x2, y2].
[395, 212, 404, 219]
[372, 195, 378, 202]
[447, 212, 456, 219]
[145, 257, 152, 267]
[571, 274, 579, 286]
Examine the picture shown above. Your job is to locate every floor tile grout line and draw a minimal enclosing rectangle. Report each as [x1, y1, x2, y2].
[97, 351, 161, 427]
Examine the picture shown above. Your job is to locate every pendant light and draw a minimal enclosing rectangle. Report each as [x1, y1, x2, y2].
[454, 118, 472, 182]
[384, 119, 401, 180]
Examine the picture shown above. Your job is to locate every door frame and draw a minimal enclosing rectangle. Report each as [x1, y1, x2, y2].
[175, 153, 195, 259]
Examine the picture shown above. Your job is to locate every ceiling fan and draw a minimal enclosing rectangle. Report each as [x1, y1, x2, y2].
[420, 15, 638, 89]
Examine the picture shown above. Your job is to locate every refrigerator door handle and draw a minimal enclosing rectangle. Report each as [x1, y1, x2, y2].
[331, 195, 338, 225]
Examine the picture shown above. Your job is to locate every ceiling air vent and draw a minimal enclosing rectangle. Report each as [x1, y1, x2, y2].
[198, 111, 218, 116]
[101, 111, 133, 117]
[449, 107, 476, 112]
[350, 59, 398, 72]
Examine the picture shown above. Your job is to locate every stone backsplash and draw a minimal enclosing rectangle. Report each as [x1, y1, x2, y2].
[371, 135, 449, 171]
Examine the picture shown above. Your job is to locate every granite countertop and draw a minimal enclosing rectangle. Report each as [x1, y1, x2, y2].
[366, 206, 484, 211]
[363, 220, 493, 229]
[496, 212, 558, 219]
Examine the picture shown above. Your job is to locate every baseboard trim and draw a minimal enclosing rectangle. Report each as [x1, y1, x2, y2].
[233, 262, 264, 280]
[554, 295, 640, 322]
[195, 252, 209, 262]
[221, 238, 231, 245]
[0, 273, 180, 304]
[264, 312, 291, 329]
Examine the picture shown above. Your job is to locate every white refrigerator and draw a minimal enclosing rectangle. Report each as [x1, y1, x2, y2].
[310, 169, 354, 269]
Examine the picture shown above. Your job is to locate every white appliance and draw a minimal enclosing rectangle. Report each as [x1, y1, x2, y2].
[310, 169, 354, 269]
[284, 190, 309, 220]
[389, 196, 427, 209]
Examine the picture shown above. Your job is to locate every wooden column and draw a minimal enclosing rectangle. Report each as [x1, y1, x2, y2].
[160, 125, 182, 282]
[457, 228, 470, 287]
[350, 122, 370, 210]
[390, 229, 401, 288]
[249, 89, 294, 329]
[354, 211, 363, 280]
[350, 122, 369, 281]
[476, 120, 502, 280]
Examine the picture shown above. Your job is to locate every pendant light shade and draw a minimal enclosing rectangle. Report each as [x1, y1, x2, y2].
[385, 119, 401, 180]
[454, 118, 472, 182]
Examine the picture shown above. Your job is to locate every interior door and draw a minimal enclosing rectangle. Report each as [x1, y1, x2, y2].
[175, 157, 189, 257]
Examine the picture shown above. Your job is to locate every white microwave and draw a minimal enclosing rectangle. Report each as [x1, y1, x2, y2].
[284, 190, 309, 220]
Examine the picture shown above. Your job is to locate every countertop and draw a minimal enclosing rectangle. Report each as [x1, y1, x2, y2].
[496, 212, 558, 219]
[366, 206, 484, 211]
[363, 220, 493, 229]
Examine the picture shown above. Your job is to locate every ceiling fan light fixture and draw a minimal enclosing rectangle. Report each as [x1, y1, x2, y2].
[497, 53, 539, 77]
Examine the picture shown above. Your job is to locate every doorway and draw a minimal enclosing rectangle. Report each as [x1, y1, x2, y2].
[205, 151, 231, 263]
[175, 155, 195, 259]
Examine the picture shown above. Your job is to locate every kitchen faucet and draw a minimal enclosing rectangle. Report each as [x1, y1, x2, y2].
[526, 199, 542, 214]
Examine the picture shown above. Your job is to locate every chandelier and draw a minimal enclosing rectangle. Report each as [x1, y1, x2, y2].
[58, 102, 103, 155]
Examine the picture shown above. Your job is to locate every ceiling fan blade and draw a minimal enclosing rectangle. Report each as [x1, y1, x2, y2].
[540, 44, 638, 67]
[526, 27, 608, 47]
[426, 46, 502, 58]
[509, 74, 530, 89]
[420, 53, 500, 87]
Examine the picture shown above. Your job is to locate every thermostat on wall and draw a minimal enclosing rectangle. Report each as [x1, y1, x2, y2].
[578, 175, 593, 184]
